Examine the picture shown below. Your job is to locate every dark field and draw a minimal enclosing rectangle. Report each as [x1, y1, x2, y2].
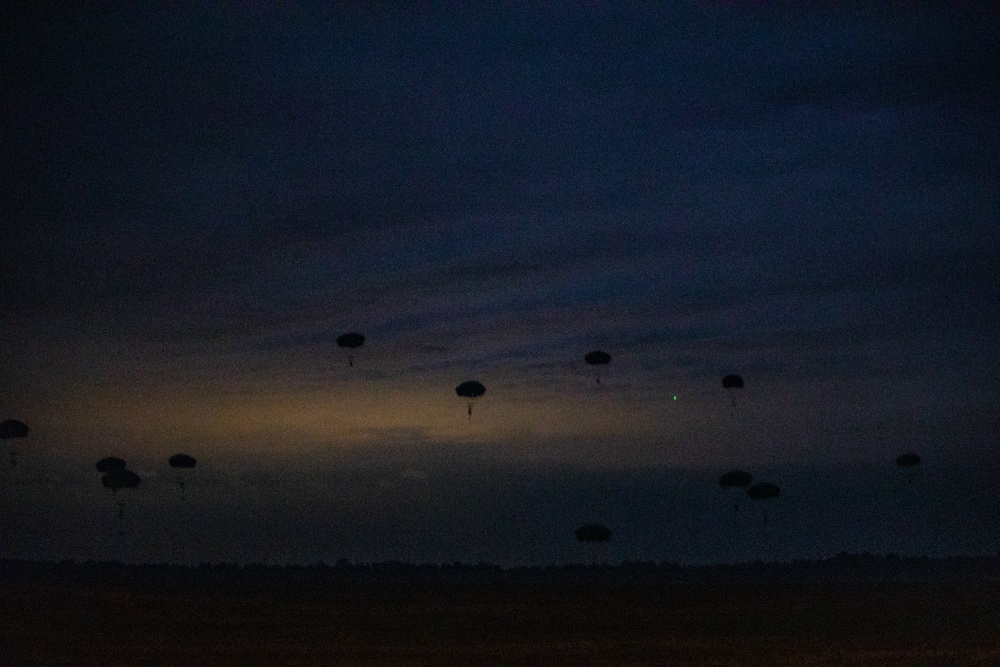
[3, 560, 999, 666]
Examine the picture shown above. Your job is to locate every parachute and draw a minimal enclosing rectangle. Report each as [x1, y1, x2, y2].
[722, 373, 743, 407]
[575, 523, 612, 564]
[722, 374, 743, 406]
[336, 332, 365, 367]
[583, 350, 611, 384]
[896, 452, 920, 485]
[574, 523, 612, 542]
[169, 454, 196, 468]
[101, 468, 141, 522]
[747, 482, 779, 500]
[102, 468, 141, 492]
[719, 470, 753, 515]
[746, 481, 780, 533]
[1, 419, 29, 468]
[96, 457, 127, 473]
[168, 453, 197, 494]
[0, 419, 29, 439]
[719, 470, 752, 489]
[455, 380, 486, 419]
[721, 374, 744, 389]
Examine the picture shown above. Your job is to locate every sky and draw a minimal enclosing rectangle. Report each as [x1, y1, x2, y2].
[2, 3, 998, 566]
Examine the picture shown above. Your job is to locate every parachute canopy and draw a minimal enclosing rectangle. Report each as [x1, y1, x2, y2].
[896, 452, 920, 468]
[102, 468, 141, 490]
[337, 332, 366, 366]
[747, 482, 780, 500]
[584, 350, 612, 384]
[584, 350, 611, 366]
[719, 470, 752, 489]
[336, 332, 365, 349]
[169, 453, 197, 468]
[0, 419, 29, 439]
[96, 457, 127, 473]
[574, 523, 612, 543]
[722, 374, 744, 389]
[455, 380, 486, 399]
[455, 380, 486, 418]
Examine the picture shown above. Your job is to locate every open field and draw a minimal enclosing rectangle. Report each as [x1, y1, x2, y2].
[3, 562, 1000, 666]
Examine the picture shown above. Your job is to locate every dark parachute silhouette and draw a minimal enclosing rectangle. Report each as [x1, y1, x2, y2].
[336, 332, 365, 367]
[747, 481, 780, 533]
[719, 469, 753, 515]
[102, 468, 141, 493]
[0, 419, 29, 439]
[719, 470, 752, 489]
[169, 453, 197, 493]
[1, 418, 29, 468]
[721, 374, 744, 389]
[455, 380, 486, 419]
[101, 468, 141, 520]
[583, 350, 611, 385]
[722, 374, 744, 407]
[169, 453, 196, 468]
[96, 457, 127, 473]
[575, 523, 612, 565]
[574, 523, 612, 542]
[747, 482, 779, 500]
[896, 452, 920, 484]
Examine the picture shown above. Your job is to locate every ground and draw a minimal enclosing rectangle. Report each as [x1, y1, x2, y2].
[3, 568, 999, 665]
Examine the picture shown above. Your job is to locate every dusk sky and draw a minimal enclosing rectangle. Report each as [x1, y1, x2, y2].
[2, 4, 997, 566]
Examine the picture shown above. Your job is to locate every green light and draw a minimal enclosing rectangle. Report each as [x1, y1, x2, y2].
[673, 395, 677, 400]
